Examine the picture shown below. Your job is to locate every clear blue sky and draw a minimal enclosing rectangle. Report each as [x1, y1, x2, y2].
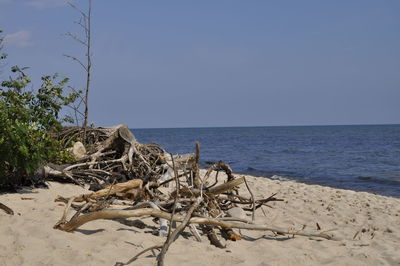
[1, 0, 399, 128]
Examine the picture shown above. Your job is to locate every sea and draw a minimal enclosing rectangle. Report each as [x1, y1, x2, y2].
[132, 125, 400, 198]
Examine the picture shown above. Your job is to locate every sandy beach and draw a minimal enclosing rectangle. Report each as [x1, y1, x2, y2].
[1, 171, 399, 266]
[2, 1, 399, 265]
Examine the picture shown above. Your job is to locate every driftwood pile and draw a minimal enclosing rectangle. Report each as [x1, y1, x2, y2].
[45, 125, 338, 266]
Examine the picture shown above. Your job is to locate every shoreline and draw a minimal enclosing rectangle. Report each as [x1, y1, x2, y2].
[1, 172, 399, 265]
[203, 166, 400, 199]
[239, 172, 400, 199]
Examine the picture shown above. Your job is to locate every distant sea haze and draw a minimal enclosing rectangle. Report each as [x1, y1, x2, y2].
[132, 125, 400, 198]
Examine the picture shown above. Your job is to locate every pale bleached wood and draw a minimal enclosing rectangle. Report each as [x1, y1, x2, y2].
[54, 207, 340, 240]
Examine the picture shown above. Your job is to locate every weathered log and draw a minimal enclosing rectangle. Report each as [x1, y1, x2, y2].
[55, 179, 143, 203]
[54, 207, 339, 240]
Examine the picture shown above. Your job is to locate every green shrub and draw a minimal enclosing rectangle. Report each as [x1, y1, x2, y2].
[0, 66, 80, 187]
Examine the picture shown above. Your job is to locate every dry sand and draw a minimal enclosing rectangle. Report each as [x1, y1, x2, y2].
[1, 172, 400, 266]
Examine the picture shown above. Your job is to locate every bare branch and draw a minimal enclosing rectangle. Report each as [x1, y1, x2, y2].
[63, 54, 88, 71]
[244, 177, 256, 222]
[74, 20, 89, 36]
[67, 105, 84, 116]
[67, 86, 85, 101]
[67, 2, 87, 19]
[64, 32, 88, 47]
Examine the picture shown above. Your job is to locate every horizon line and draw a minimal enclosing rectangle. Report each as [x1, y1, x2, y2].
[129, 123, 400, 130]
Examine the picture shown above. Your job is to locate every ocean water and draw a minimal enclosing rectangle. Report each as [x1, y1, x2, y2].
[132, 125, 400, 198]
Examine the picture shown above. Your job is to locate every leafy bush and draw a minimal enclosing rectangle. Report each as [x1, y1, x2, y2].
[0, 65, 80, 187]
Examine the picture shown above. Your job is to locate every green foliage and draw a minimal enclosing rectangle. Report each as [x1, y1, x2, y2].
[0, 64, 80, 186]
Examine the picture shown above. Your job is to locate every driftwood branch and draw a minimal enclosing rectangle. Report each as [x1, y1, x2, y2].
[115, 244, 163, 266]
[182, 177, 245, 197]
[157, 199, 201, 266]
[54, 207, 339, 240]
[55, 179, 143, 203]
[166, 153, 180, 238]
[244, 177, 256, 222]
[202, 225, 225, 248]
[0, 202, 14, 215]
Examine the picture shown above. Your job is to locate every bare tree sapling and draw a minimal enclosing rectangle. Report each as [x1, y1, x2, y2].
[64, 0, 92, 131]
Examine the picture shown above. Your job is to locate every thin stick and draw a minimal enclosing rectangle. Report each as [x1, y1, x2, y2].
[0, 202, 14, 215]
[115, 244, 163, 266]
[189, 225, 202, 242]
[157, 200, 200, 266]
[54, 197, 75, 228]
[64, 155, 128, 171]
[243, 177, 256, 222]
[167, 152, 180, 238]
[104, 179, 116, 201]
[193, 142, 201, 189]
[205, 170, 219, 189]
[183, 177, 245, 197]
[260, 206, 267, 217]
[157, 170, 192, 187]
[71, 202, 92, 220]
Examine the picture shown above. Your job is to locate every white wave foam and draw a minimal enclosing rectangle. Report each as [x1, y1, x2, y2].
[270, 175, 291, 181]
